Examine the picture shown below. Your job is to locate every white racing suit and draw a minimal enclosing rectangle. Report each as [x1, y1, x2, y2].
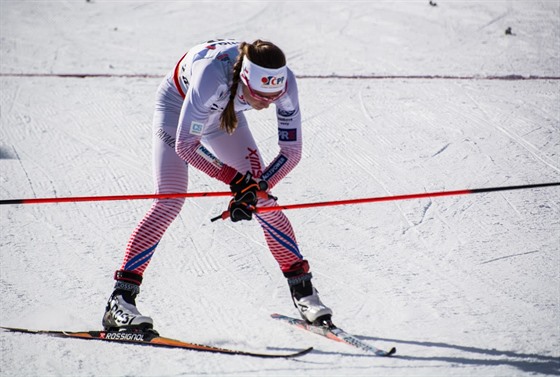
[119, 40, 309, 278]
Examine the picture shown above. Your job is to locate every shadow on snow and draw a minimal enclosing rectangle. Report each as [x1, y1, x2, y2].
[356, 334, 559, 375]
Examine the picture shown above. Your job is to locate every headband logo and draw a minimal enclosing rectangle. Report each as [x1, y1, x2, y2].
[261, 76, 285, 86]
[241, 57, 287, 93]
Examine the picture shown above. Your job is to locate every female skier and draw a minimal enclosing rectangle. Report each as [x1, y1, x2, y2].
[102, 39, 332, 330]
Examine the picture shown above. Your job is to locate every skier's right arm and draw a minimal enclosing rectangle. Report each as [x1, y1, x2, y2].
[174, 61, 238, 184]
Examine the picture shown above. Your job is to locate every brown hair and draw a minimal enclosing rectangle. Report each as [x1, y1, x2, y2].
[219, 40, 286, 134]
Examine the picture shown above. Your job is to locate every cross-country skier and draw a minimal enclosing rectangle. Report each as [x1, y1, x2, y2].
[102, 39, 333, 330]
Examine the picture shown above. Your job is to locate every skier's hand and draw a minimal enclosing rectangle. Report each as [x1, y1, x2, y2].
[228, 199, 255, 222]
[229, 171, 268, 205]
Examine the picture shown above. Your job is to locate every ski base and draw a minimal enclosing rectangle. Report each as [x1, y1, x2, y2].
[271, 313, 396, 357]
[1, 326, 312, 358]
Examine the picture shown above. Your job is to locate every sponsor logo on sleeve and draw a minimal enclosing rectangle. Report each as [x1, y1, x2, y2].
[196, 145, 223, 168]
[155, 128, 176, 149]
[277, 109, 296, 117]
[278, 128, 297, 142]
[261, 155, 288, 181]
[190, 121, 204, 136]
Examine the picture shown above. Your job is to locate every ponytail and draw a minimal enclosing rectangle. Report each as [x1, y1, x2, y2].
[220, 40, 286, 134]
[220, 42, 249, 134]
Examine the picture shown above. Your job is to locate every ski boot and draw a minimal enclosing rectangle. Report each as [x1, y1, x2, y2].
[290, 275, 333, 326]
[102, 271, 154, 332]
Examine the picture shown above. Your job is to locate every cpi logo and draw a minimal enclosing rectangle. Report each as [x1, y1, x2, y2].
[261, 76, 285, 86]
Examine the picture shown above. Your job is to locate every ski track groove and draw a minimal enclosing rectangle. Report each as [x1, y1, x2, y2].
[498, 192, 524, 218]
[477, 10, 510, 31]
[461, 83, 560, 174]
[480, 250, 541, 265]
[12, 147, 38, 198]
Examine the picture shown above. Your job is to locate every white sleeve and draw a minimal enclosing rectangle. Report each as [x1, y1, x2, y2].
[261, 69, 303, 188]
[175, 60, 237, 184]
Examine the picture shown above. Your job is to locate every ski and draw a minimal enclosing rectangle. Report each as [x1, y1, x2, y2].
[1, 326, 312, 358]
[271, 313, 396, 357]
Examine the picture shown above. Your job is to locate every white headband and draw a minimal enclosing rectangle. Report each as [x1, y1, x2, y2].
[240, 56, 287, 93]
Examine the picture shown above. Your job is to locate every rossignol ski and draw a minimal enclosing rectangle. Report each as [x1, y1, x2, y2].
[1, 326, 312, 358]
[271, 313, 396, 356]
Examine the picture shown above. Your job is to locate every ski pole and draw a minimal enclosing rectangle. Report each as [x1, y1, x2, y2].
[211, 182, 559, 221]
[0, 191, 232, 205]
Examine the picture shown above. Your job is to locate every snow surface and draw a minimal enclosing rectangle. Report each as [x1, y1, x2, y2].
[1, 1, 559, 376]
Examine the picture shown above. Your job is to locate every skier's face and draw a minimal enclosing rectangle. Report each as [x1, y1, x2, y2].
[242, 83, 284, 110]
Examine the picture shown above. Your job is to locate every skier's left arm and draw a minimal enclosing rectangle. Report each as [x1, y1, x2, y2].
[260, 69, 303, 188]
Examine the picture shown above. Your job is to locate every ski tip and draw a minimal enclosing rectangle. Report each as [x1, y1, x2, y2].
[386, 347, 397, 356]
[1, 326, 32, 333]
[288, 346, 314, 358]
[301, 346, 314, 355]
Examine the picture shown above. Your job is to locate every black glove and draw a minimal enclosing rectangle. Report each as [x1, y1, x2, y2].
[228, 200, 255, 222]
[229, 172, 269, 205]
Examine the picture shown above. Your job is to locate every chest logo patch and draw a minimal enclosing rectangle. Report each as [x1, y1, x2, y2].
[190, 121, 204, 136]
